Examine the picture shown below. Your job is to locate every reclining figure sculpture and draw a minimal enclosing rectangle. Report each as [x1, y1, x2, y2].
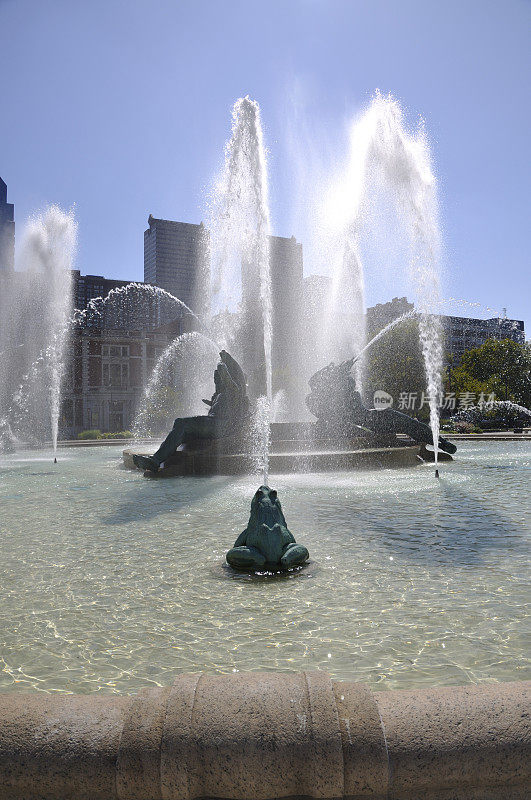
[133, 350, 249, 473]
[306, 358, 457, 455]
[226, 485, 309, 571]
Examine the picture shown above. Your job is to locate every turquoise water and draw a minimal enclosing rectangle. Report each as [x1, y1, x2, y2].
[0, 442, 529, 694]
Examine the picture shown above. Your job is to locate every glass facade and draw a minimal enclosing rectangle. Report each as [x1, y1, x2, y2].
[143, 215, 207, 310]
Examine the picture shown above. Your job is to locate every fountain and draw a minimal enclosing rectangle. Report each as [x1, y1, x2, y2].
[318, 92, 444, 472]
[0, 205, 77, 454]
[1, 95, 529, 768]
[125, 94, 454, 481]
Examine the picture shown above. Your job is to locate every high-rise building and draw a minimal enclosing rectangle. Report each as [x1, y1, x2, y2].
[364, 296, 525, 362]
[0, 177, 15, 272]
[71, 270, 132, 311]
[269, 235, 303, 405]
[442, 313, 525, 361]
[144, 215, 207, 311]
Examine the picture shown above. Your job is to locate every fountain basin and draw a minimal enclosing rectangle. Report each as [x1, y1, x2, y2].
[123, 443, 422, 475]
[0, 673, 528, 799]
[0, 441, 528, 694]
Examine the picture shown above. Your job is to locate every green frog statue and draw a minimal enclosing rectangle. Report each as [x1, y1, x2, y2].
[226, 486, 309, 572]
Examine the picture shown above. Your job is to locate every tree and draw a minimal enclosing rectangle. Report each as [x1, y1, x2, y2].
[448, 339, 531, 407]
[365, 318, 430, 418]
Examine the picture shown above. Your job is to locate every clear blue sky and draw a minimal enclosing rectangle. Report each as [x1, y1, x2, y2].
[1, 0, 529, 330]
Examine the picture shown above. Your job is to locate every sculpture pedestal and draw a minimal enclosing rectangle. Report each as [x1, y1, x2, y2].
[123, 421, 445, 477]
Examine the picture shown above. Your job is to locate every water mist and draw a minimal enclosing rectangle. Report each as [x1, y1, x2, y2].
[322, 93, 444, 467]
[208, 96, 273, 481]
[19, 206, 77, 454]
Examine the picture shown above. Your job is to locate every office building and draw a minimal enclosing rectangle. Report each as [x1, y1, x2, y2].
[59, 324, 181, 437]
[71, 270, 132, 311]
[364, 296, 525, 362]
[442, 312, 525, 361]
[144, 215, 207, 311]
[0, 177, 15, 272]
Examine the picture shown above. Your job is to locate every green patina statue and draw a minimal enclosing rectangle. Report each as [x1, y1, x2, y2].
[133, 349, 249, 473]
[306, 358, 457, 455]
[226, 486, 309, 571]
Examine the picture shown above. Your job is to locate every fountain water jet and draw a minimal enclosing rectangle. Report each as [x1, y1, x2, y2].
[352, 309, 418, 366]
[321, 92, 444, 468]
[133, 331, 220, 439]
[207, 96, 273, 405]
[250, 395, 272, 484]
[16, 206, 77, 454]
[71, 282, 202, 332]
[205, 96, 274, 484]
[451, 400, 531, 424]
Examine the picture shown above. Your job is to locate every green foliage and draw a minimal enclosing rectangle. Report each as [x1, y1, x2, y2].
[77, 429, 134, 440]
[365, 318, 428, 417]
[447, 339, 531, 406]
[451, 402, 529, 431]
[78, 429, 103, 440]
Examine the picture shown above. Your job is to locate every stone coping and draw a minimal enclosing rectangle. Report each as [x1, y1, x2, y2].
[0, 674, 528, 799]
[58, 438, 159, 447]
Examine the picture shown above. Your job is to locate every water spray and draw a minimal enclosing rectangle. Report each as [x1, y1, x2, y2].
[321, 92, 444, 465]
[209, 96, 273, 484]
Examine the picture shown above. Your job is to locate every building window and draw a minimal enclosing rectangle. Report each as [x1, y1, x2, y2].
[102, 361, 129, 388]
[109, 401, 124, 432]
[103, 345, 129, 357]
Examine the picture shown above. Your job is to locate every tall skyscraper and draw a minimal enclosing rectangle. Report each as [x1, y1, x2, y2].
[144, 215, 207, 311]
[0, 177, 15, 272]
[269, 234, 303, 407]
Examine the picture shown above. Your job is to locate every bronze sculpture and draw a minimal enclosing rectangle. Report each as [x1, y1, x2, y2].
[226, 485, 309, 571]
[133, 350, 249, 473]
[306, 358, 457, 454]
